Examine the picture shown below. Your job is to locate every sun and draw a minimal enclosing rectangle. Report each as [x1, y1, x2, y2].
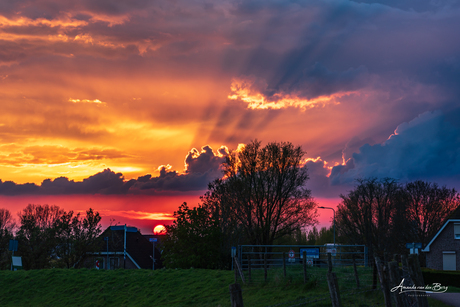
[153, 224, 167, 235]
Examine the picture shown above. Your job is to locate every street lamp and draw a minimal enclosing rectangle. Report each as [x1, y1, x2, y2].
[318, 206, 335, 247]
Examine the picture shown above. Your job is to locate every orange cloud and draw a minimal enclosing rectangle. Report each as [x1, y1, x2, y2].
[99, 209, 175, 220]
[228, 77, 357, 110]
[69, 98, 106, 106]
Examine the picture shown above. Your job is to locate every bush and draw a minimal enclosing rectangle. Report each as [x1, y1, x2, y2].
[422, 268, 460, 288]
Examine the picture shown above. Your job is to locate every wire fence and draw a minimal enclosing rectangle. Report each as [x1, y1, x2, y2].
[234, 261, 384, 306]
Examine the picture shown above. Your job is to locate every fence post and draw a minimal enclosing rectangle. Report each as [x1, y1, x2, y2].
[264, 252, 268, 282]
[234, 257, 238, 283]
[327, 272, 342, 307]
[352, 254, 360, 289]
[327, 252, 333, 273]
[229, 283, 244, 307]
[248, 254, 251, 283]
[375, 257, 392, 307]
[388, 261, 405, 307]
[283, 252, 286, 277]
[408, 254, 428, 307]
[303, 251, 308, 283]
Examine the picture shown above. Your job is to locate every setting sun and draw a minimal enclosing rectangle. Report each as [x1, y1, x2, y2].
[153, 224, 167, 235]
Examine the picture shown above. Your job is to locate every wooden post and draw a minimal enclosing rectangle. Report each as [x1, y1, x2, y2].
[282, 252, 286, 277]
[233, 256, 246, 284]
[264, 252, 268, 282]
[388, 261, 405, 307]
[327, 272, 342, 307]
[352, 254, 360, 289]
[375, 257, 392, 307]
[247, 254, 251, 283]
[408, 254, 428, 307]
[327, 252, 333, 273]
[303, 251, 308, 283]
[234, 257, 238, 283]
[229, 283, 244, 307]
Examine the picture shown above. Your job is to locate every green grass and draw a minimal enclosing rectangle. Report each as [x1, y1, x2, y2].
[0, 266, 454, 306]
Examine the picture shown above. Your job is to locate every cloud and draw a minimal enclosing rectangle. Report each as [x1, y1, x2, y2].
[0, 145, 128, 167]
[0, 145, 228, 195]
[329, 110, 460, 184]
[132, 145, 228, 192]
[228, 74, 360, 110]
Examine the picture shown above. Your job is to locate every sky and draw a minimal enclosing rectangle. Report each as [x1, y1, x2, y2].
[1, 0, 460, 234]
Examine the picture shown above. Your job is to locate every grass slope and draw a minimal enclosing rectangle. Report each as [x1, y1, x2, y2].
[0, 267, 454, 306]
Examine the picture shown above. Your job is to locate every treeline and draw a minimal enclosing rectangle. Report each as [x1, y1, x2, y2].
[161, 141, 460, 271]
[336, 178, 459, 266]
[0, 204, 101, 270]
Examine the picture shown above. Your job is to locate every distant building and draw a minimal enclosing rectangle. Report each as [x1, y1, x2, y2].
[422, 206, 460, 270]
[86, 226, 163, 270]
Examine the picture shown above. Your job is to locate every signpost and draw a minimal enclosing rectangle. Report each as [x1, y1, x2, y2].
[9, 239, 18, 271]
[406, 242, 422, 254]
[231, 247, 237, 270]
[326, 245, 337, 257]
[149, 237, 158, 270]
[288, 249, 295, 263]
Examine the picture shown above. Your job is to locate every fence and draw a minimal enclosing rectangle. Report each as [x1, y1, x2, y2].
[230, 251, 429, 307]
[231, 251, 382, 307]
[237, 244, 368, 270]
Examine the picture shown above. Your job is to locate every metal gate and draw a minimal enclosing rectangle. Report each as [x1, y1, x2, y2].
[237, 244, 368, 270]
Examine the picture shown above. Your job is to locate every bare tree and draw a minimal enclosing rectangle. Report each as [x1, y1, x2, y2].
[0, 208, 15, 269]
[336, 178, 402, 288]
[403, 180, 459, 264]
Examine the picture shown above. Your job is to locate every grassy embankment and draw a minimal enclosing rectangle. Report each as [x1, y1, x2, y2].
[0, 266, 455, 306]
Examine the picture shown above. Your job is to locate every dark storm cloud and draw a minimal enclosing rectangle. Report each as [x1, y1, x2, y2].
[329, 110, 460, 185]
[133, 145, 228, 192]
[0, 145, 227, 195]
[0, 169, 134, 195]
[305, 110, 460, 197]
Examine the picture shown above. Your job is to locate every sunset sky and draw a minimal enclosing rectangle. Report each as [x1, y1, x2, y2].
[1, 0, 460, 234]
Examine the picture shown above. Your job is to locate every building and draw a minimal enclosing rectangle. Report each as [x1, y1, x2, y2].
[87, 225, 163, 270]
[422, 206, 460, 270]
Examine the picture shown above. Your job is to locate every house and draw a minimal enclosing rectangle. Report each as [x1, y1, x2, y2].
[86, 225, 163, 270]
[422, 206, 460, 270]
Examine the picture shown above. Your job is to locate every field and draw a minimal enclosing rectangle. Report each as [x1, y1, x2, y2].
[0, 266, 455, 306]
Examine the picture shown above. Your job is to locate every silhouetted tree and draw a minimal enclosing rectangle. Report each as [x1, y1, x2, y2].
[305, 226, 335, 246]
[0, 208, 15, 270]
[16, 204, 64, 269]
[162, 202, 228, 269]
[16, 204, 101, 269]
[402, 180, 459, 266]
[404, 180, 459, 247]
[55, 208, 102, 268]
[205, 140, 317, 246]
[336, 178, 402, 288]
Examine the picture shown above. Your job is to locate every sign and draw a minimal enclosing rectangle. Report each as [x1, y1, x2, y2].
[149, 238, 158, 242]
[326, 247, 337, 256]
[9, 240, 18, 252]
[299, 248, 319, 259]
[288, 249, 295, 262]
[96, 260, 100, 270]
[405, 242, 422, 249]
[307, 259, 313, 267]
[12, 256, 22, 270]
[231, 246, 237, 258]
[406, 242, 422, 254]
